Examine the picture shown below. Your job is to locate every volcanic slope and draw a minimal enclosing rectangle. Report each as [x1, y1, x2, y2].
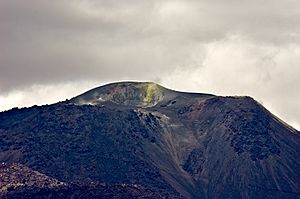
[0, 81, 299, 199]
[0, 163, 164, 199]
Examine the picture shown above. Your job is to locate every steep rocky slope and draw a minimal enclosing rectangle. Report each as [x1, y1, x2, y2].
[0, 82, 299, 198]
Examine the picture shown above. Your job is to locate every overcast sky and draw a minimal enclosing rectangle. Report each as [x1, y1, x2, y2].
[0, 0, 299, 130]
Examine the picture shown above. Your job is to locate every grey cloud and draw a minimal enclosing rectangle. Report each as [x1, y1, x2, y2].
[1, 0, 299, 92]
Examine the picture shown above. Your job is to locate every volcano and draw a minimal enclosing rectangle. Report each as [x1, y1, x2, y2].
[0, 82, 299, 198]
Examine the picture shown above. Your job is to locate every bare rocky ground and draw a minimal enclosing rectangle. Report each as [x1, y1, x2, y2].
[0, 163, 166, 199]
[0, 82, 299, 198]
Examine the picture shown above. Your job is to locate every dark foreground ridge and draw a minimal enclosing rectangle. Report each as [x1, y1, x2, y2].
[0, 163, 165, 199]
[0, 81, 299, 198]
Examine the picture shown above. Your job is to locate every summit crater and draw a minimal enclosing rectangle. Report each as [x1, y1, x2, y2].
[69, 81, 214, 108]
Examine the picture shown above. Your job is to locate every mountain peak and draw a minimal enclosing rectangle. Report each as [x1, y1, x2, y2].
[69, 81, 213, 107]
[1, 81, 299, 198]
[70, 81, 164, 107]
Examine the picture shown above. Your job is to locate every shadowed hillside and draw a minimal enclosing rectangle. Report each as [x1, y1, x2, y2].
[0, 82, 299, 198]
[0, 163, 165, 199]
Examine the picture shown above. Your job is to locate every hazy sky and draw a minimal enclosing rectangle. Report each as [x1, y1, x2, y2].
[0, 0, 299, 130]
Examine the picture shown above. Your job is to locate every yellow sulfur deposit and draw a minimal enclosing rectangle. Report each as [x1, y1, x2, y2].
[144, 83, 159, 105]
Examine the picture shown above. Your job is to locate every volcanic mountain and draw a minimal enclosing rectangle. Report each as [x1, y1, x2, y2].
[0, 82, 299, 198]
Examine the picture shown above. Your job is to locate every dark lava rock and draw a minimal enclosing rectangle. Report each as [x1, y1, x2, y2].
[0, 82, 299, 199]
